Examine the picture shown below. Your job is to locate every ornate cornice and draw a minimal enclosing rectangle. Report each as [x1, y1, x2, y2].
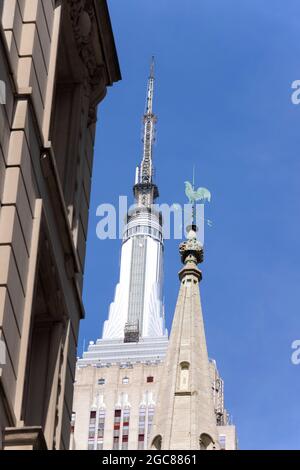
[67, 0, 107, 125]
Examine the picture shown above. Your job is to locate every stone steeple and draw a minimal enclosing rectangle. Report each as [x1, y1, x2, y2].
[149, 225, 220, 450]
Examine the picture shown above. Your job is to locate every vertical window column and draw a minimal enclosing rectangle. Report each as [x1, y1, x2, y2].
[121, 408, 130, 450]
[138, 407, 146, 450]
[88, 410, 96, 450]
[113, 409, 121, 450]
[97, 410, 106, 450]
[147, 406, 155, 446]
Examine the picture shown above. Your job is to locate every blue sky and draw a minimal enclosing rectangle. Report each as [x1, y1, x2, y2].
[79, 0, 300, 449]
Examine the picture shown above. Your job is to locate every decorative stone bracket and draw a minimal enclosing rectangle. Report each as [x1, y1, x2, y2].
[67, 0, 107, 126]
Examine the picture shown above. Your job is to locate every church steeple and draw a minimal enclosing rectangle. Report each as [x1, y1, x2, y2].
[149, 226, 220, 450]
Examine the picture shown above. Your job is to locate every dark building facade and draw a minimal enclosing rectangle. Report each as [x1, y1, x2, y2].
[0, 0, 120, 449]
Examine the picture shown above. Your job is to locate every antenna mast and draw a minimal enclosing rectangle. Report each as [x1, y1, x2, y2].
[140, 56, 157, 184]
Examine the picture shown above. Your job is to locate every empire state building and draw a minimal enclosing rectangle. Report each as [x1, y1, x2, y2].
[71, 61, 170, 451]
[77, 59, 169, 375]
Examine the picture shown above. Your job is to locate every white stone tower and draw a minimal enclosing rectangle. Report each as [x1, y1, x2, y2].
[78, 58, 168, 367]
[102, 57, 166, 342]
[71, 59, 169, 452]
[149, 225, 220, 450]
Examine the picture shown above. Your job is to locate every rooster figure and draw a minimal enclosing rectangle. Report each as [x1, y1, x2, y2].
[185, 181, 211, 204]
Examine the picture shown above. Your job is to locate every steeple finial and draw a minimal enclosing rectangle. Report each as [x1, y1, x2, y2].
[140, 57, 157, 186]
[178, 226, 203, 282]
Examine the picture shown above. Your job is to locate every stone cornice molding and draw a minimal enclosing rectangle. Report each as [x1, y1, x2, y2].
[67, 0, 107, 125]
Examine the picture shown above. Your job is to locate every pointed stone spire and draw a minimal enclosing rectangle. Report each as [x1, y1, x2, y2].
[149, 225, 220, 450]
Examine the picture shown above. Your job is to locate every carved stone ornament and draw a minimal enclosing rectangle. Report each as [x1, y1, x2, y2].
[179, 228, 204, 266]
[67, 0, 107, 125]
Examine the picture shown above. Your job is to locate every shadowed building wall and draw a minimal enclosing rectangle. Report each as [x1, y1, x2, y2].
[0, 0, 120, 450]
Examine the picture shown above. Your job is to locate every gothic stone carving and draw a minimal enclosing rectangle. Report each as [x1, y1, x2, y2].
[67, 0, 107, 125]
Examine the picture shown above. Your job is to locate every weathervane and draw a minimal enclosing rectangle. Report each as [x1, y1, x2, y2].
[184, 167, 212, 227]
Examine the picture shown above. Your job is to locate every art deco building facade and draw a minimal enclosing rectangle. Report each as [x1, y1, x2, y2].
[0, 0, 120, 450]
[71, 63, 237, 450]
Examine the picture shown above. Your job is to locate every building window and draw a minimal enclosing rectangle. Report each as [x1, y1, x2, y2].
[122, 408, 130, 450]
[147, 406, 155, 442]
[122, 377, 129, 385]
[179, 362, 190, 391]
[113, 409, 121, 449]
[137, 394, 156, 449]
[138, 407, 146, 450]
[200, 433, 215, 450]
[97, 409, 106, 450]
[219, 434, 226, 450]
[88, 410, 96, 450]
[71, 411, 76, 434]
[147, 376, 154, 383]
[151, 435, 162, 450]
[98, 378, 105, 385]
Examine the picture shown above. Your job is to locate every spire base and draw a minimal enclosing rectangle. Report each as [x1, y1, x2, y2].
[178, 262, 202, 282]
[124, 321, 140, 343]
[133, 182, 159, 206]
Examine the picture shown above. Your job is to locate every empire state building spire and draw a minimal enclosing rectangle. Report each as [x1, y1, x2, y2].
[140, 56, 156, 185]
[134, 57, 159, 206]
[101, 60, 166, 342]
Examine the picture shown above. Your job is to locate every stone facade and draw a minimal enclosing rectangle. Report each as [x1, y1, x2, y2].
[71, 359, 164, 450]
[0, 0, 120, 450]
[71, 352, 237, 450]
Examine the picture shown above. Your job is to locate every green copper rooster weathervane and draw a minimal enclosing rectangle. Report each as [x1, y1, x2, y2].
[184, 179, 212, 229]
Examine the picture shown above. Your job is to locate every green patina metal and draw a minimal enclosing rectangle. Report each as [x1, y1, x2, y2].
[184, 181, 211, 204]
